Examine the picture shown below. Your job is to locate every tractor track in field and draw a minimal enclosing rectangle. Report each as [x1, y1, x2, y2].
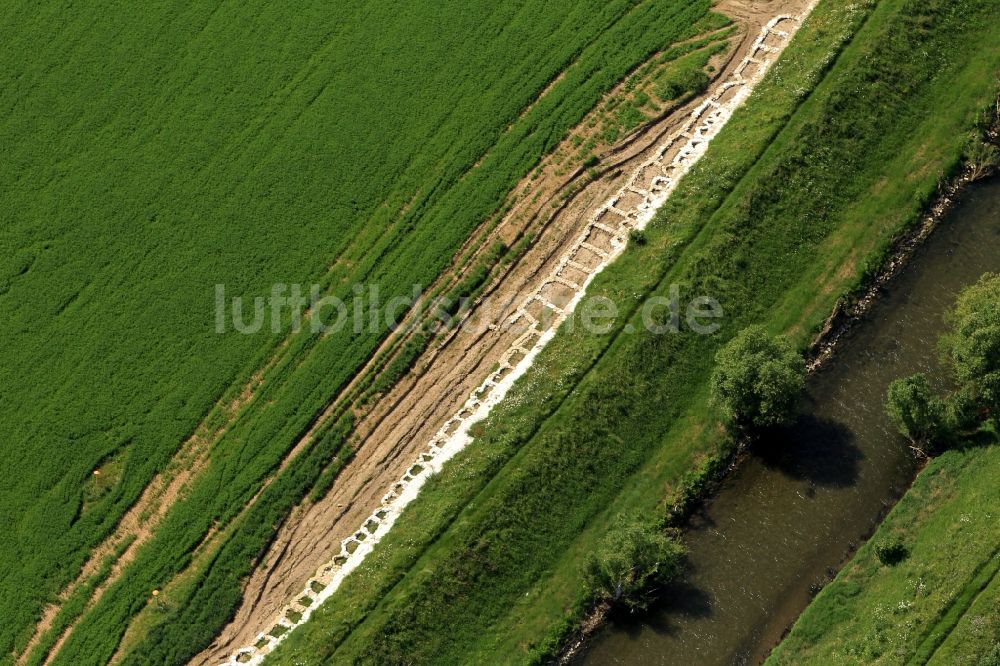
[15, 363, 274, 666]
[199, 2, 816, 664]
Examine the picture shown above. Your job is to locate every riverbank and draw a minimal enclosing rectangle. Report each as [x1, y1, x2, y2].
[767, 436, 1000, 665]
[576, 170, 1000, 666]
[569, 2, 1000, 660]
[561, 144, 1000, 666]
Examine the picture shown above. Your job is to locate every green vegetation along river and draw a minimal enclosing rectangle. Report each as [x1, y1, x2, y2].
[578, 176, 1000, 665]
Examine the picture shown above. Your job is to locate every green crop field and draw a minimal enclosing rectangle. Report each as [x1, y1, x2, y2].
[767, 439, 1000, 665]
[270, 0, 1000, 663]
[0, 1, 724, 664]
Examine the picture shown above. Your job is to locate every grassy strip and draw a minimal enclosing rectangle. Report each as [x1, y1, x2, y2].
[112, 419, 356, 666]
[566, 26, 736, 169]
[767, 438, 1000, 666]
[270, 1, 1000, 663]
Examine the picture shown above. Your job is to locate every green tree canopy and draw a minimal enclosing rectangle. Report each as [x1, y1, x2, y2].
[885, 374, 951, 447]
[585, 518, 685, 611]
[945, 272, 1000, 417]
[711, 325, 806, 430]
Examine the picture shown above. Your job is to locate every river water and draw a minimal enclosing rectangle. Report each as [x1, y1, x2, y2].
[577, 177, 1000, 666]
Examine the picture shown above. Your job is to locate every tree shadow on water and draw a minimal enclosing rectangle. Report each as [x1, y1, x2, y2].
[607, 570, 713, 638]
[751, 414, 864, 488]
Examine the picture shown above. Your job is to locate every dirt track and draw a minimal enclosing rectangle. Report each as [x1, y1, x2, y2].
[196, 1, 813, 663]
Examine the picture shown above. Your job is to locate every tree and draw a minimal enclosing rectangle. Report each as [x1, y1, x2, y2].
[585, 518, 685, 611]
[711, 325, 806, 430]
[884, 274, 1000, 453]
[885, 374, 950, 450]
[945, 272, 1000, 420]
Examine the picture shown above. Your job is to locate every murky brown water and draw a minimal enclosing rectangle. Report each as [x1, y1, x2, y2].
[577, 177, 1000, 666]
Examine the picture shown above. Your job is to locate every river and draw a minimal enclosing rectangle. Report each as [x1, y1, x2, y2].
[577, 176, 1000, 665]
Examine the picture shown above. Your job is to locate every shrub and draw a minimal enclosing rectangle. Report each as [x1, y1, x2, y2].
[711, 326, 805, 431]
[884, 275, 1000, 452]
[628, 229, 648, 246]
[978, 643, 1000, 666]
[873, 538, 908, 566]
[964, 133, 1000, 181]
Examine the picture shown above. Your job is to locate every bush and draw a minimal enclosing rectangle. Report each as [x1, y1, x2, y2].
[585, 517, 685, 611]
[873, 538, 908, 566]
[628, 229, 648, 246]
[711, 326, 805, 431]
[964, 133, 1000, 181]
